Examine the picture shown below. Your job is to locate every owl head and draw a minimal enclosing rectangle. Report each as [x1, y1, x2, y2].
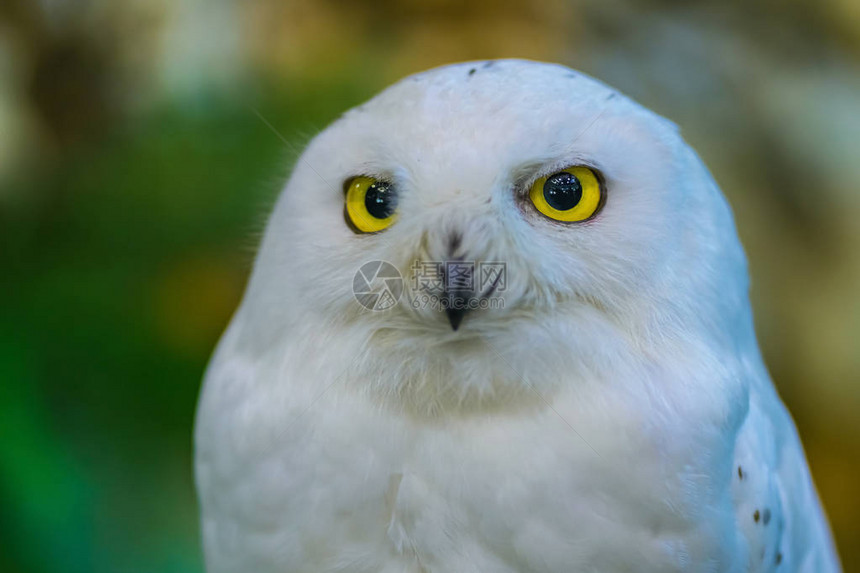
[235, 60, 752, 410]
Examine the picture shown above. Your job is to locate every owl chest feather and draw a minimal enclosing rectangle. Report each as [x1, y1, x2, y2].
[199, 366, 749, 573]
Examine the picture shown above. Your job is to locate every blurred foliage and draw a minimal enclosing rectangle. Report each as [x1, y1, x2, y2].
[0, 0, 858, 571]
[0, 74, 379, 571]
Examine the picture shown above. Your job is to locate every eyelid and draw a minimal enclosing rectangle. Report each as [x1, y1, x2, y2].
[517, 160, 602, 195]
[343, 173, 383, 194]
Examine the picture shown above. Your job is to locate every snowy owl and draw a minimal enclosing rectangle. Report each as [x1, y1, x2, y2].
[195, 60, 840, 572]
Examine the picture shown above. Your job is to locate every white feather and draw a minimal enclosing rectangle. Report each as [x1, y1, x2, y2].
[195, 59, 840, 572]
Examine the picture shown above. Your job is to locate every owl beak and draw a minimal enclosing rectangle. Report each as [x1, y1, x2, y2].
[440, 263, 503, 331]
[440, 254, 474, 330]
[444, 295, 469, 331]
[425, 230, 504, 330]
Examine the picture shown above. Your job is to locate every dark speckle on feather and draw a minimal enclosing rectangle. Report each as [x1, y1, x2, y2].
[483, 61, 495, 69]
[753, 509, 760, 523]
[448, 232, 462, 255]
[775, 552, 782, 565]
[468, 68, 476, 77]
[737, 466, 744, 480]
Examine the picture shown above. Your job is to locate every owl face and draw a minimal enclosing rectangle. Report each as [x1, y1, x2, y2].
[248, 60, 747, 401]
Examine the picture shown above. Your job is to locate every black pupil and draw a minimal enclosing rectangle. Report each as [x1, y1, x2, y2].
[543, 172, 582, 211]
[364, 181, 396, 219]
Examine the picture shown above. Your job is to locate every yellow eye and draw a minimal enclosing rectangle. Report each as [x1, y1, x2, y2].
[345, 176, 398, 233]
[529, 166, 602, 223]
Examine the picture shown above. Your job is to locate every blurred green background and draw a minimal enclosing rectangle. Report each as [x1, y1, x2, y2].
[1, 0, 858, 571]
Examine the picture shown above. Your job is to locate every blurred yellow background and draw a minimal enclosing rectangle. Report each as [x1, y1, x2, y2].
[1, 1, 858, 571]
